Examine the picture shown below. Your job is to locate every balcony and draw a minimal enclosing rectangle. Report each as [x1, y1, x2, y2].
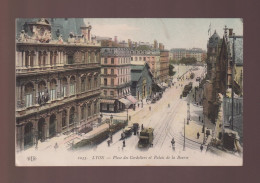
[16, 89, 101, 118]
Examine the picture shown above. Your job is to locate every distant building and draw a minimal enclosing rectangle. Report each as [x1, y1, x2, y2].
[170, 48, 206, 62]
[159, 50, 169, 83]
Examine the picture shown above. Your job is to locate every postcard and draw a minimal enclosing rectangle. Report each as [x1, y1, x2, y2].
[15, 18, 243, 166]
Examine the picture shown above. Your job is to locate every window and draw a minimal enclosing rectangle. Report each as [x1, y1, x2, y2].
[104, 78, 107, 86]
[88, 78, 92, 89]
[94, 78, 97, 88]
[81, 77, 86, 92]
[50, 89, 56, 100]
[111, 79, 114, 86]
[68, 55, 74, 64]
[104, 68, 107, 74]
[111, 58, 114, 64]
[69, 107, 75, 125]
[144, 57, 146, 61]
[81, 104, 86, 120]
[50, 79, 56, 100]
[131, 57, 133, 61]
[111, 69, 114, 75]
[94, 103, 97, 114]
[25, 94, 33, 107]
[88, 105, 91, 117]
[104, 58, 107, 64]
[110, 91, 114, 96]
[70, 77, 76, 95]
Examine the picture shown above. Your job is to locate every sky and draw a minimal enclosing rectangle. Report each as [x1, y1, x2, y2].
[84, 18, 243, 50]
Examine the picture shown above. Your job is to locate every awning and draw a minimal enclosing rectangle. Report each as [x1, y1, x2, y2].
[119, 98, 132, 108]
[100, 99, 115, 104]
[126, 95, 138, 104]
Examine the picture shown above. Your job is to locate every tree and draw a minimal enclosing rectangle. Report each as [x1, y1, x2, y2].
[169, 64, 175, 76]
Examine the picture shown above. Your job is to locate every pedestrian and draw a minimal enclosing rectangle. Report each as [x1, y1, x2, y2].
[138, 103, 139, 108]
[54, 142, 58, 151]
[107, 140, 110, 147]
[197, 132, 200, 139]
[110, 135, 113, 143]
[168, 103, 170, 108]
[149, 106, 151, 111]
[171, 138, 175, 147]
[199, 116, 200, 121]
[123, 140, 125, 147]
[202, 125, 205, 133]
[202, 119, 203, 124]
[200, 144, 203, 152]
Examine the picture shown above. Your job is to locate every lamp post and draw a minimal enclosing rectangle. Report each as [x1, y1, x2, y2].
[183, 118, 186, 151]
[187, 102, 190, 125]
[109, 114, 113, 143]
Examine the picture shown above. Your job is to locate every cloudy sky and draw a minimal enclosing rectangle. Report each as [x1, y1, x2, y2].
[84, 18, 243, 50]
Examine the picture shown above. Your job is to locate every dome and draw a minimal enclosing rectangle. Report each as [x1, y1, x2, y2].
[208, 30, 220, 47]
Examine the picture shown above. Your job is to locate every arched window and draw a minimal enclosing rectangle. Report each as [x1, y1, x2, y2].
[25, 82, 34, 107]
[69, 107, 75, 125]
[50, 51, 53, 65]
[81, 104, 86, 120]
[88, 77, 92, 90]
[50, 79, 57, 101]
[70, 76, 76, 95]
[81, 76, 86, 92]
[88, 104, 91, 117]
[38, 80, 46, 96]
[62, 110, 67, 128]
[61, 77, 67, 97]
[94, 77, 97, 88]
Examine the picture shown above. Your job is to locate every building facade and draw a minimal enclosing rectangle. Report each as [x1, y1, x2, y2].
[130, 61, 153, 100]
[159, 50, 169, 82]
[16, 19, 101, 151]
[170, 48, 206, 62]
[100, 47, 133, 112]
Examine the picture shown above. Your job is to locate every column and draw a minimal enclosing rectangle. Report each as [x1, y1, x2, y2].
[56, 111, 62, 133]
[45, 117, 49, 139]
[57, 79, 61, 99]
[22, 51, 25, 68]
[60, 52, 63, 65]
[67, 77, 70, 97]
[35, 51, 39, 68]
[47, 52, 50, 66]
[66, 108, 70, 131]
[57, 52, 60, 65]
[35, 83, 38, 105]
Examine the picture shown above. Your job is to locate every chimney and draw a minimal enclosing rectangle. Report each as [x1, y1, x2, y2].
[128, 39, 132, 47]
[114, 36, 118, 43]
[159, 43, 163, 50]
[154, 40, 158, 49]
[229, 29, 233, 36]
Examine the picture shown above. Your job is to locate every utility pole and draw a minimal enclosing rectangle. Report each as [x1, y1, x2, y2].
[183, 118, 186, 151]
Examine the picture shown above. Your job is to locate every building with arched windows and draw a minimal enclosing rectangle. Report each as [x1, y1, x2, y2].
[15, 18, 101, 151]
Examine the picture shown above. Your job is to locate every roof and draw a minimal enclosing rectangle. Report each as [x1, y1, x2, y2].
[230, 37, 243, 65]
[208, 30, 221, 47]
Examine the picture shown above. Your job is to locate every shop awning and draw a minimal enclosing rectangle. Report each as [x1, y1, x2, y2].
[100, 99, 115, 104]
[126, 95, 138, 104]
[119, 98, 132, 108]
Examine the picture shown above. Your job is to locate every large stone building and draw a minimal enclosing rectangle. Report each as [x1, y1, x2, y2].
[15, 19, 101, 151]
[203, 28, 243, 144]
[100, 47, 136, 112]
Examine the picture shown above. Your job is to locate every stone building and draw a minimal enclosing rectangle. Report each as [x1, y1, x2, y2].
[130, 61, 153, 100]
[159, 50, 169, 83]
[15, 19, 101, 151]
[100, 47, 136, 112]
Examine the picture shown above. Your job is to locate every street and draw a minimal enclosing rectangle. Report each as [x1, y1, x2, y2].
[87, 66, 208, 154]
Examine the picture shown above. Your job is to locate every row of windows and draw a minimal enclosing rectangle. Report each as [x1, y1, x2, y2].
[21, 76, 99, 108]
